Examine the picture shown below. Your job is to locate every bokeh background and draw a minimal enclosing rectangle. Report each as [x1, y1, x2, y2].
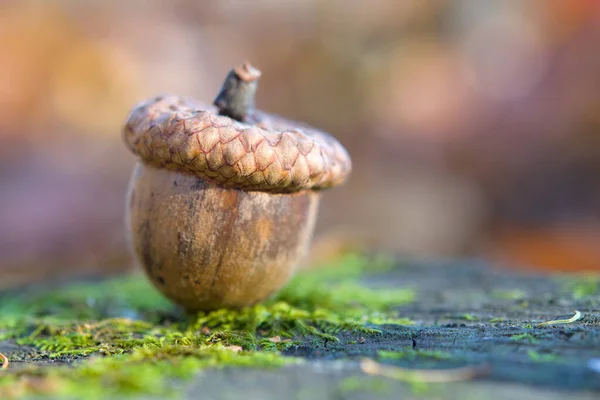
[2, 0, 600, 288]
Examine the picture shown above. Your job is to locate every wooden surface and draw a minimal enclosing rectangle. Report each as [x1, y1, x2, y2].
[187, 260, 600, 399]
[2, 259, 600, 399]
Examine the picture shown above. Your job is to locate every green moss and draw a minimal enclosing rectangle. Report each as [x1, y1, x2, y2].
[490, 289, 526, 301]
[527, 350, 561, 363]
[510, 333, 537, 343]
[3, 347, 293, 399]
[368, 316, 415, 326]
[0, 252, 414, 398]
[561, 275, 600, 299]
[378, 349, 452, 361]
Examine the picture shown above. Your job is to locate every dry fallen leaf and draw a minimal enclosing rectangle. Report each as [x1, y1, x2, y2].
[360, 358, 491, 383]
[536, 310, 583, 327]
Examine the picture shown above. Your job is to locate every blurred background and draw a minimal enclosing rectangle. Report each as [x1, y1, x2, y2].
[2, 0, 600, 288]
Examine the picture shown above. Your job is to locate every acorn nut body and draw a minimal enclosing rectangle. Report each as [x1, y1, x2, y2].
[122, 63, 351, 311]
[126, 164, 319, 310]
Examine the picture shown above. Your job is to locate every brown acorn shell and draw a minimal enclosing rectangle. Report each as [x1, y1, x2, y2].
[126, 162, 319, 311]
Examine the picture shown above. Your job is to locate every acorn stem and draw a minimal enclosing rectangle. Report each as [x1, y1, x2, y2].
[213, 62, 262, 122]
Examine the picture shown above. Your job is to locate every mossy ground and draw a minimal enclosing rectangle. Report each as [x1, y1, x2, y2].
[0, 253, 414, 399]
[2, 255, 600, 399]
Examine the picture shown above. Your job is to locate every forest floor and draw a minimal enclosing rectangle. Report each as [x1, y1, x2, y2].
[1, 254, 599, 399]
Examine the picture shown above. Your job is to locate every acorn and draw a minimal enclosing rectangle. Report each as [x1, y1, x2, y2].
[122, 62, 351, 311]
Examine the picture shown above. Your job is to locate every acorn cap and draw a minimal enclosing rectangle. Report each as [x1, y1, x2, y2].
[123, 64, 352, 193]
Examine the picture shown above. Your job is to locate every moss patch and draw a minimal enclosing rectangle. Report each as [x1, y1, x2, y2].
[0, 253, 414, 399]
[378, 349, 452, 362]
[510, 332, 537, 343]
[561, 275, 600, 300]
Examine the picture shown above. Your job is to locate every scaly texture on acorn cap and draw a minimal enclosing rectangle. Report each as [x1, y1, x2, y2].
[123, 95, 352, 193]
